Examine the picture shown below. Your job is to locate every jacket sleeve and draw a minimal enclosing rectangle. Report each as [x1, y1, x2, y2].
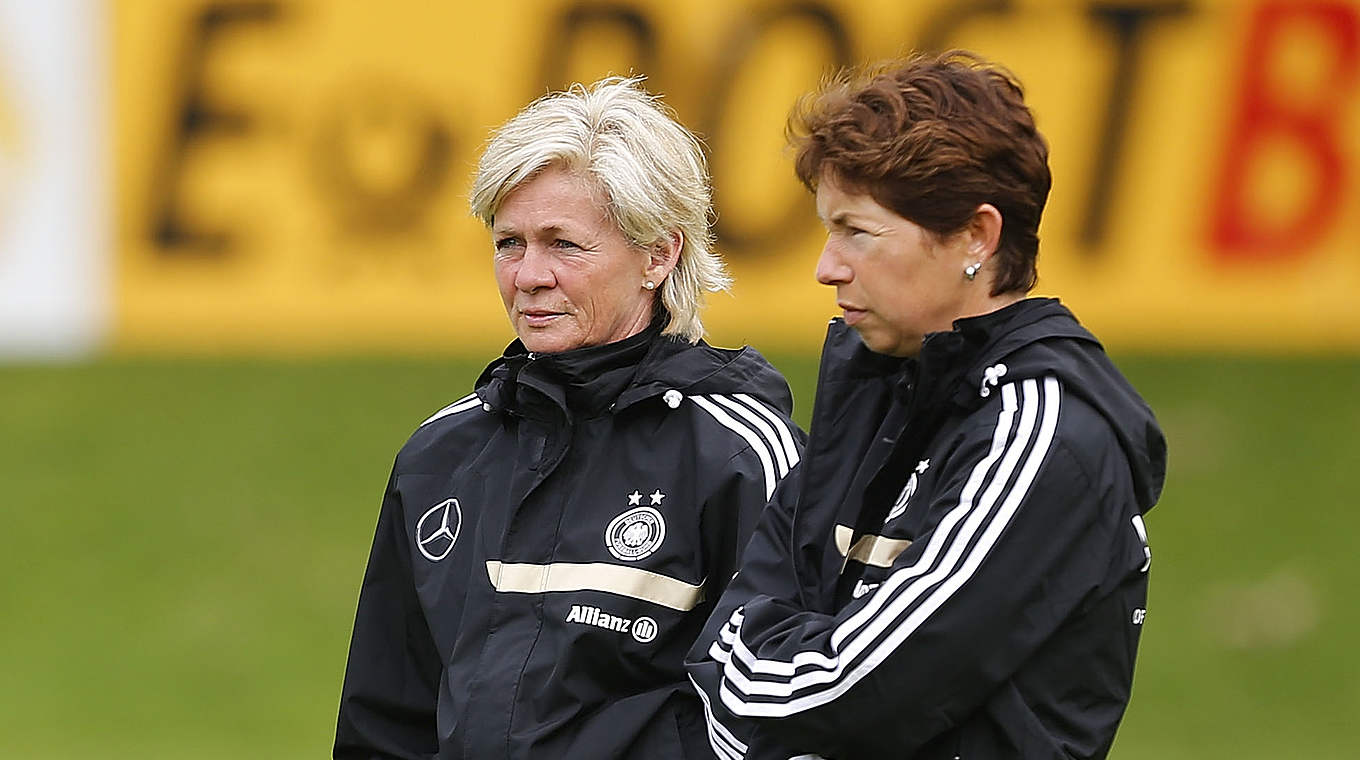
[702, 376, 1148, 758]
[698, 399, 808, 599]
[334, 471, 442, 760]
[687, 467, 810, 760]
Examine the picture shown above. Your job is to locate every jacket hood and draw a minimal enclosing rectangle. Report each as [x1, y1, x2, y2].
[953, 298, 1166, 513]
[822, 298, 1166, 514]
[618, 338, 795, 414]
[475, 324, 796, 419]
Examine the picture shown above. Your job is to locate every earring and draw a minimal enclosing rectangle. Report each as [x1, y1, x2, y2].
[644, 281, 656, 291]
[964, 263, 980, 281]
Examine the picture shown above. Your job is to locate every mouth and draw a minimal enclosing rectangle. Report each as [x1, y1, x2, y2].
[519, 308, 566, 328]
[838, 303, 867, 326]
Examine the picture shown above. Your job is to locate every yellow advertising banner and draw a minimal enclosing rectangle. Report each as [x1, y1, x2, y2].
[113, 0, 1360, 354]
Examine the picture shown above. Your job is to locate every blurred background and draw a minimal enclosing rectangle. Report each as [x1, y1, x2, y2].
[1, 0, 1357, 757]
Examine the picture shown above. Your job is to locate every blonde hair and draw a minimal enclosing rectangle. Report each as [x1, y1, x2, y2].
[469, 76, 728, 343]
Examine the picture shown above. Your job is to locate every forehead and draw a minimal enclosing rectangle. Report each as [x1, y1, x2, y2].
[494, 166, 611, 231]
[815, 174, 893, 221]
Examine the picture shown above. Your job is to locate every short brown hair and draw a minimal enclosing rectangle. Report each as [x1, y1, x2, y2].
[790, 51, 1051, 295]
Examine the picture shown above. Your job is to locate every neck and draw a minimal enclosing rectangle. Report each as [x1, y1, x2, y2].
[958, 288, 1025, 322]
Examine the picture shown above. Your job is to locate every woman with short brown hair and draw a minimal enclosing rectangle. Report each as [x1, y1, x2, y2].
[687, 51, 1166, 760]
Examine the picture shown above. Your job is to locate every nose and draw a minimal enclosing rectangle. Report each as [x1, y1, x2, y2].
[815, 239, 851, 286]
[514, 245, 556, 292]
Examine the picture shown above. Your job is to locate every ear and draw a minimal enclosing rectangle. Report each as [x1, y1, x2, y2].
[965, 204, 1004, 265]
[644, 230, 683, 284]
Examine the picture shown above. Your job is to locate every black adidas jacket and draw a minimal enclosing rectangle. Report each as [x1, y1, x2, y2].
[335, 323, 805, 759]
[686, 299, 1167, 760]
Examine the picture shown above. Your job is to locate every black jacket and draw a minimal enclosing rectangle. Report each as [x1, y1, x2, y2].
[335, 324, 805, 759]
[686, 299, 1167, 760]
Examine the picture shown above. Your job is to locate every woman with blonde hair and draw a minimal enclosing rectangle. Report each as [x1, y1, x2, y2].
[335, 77, 804, 759]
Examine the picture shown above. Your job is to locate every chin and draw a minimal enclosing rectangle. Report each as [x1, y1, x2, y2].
[519, 333, 584, 354]
[522, 340, 564, 354]
[858, 329, 919, 358]
[852, 327, 890, 355]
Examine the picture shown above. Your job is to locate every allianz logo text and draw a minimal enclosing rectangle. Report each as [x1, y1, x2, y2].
[565, 604, 658, 643]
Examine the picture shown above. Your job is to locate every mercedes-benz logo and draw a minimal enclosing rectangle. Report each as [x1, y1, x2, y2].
[416, 498, 462, 562]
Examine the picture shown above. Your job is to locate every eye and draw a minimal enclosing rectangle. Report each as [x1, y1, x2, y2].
[493, 236, 523, 253]
[552, 238, 581, 249]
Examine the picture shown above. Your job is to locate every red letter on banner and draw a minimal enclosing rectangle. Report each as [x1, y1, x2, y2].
[1210, 1, 1358, 261]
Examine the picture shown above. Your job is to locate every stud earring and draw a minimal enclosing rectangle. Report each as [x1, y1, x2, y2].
[644, 281, 656, 291]
[964, 263, 980, 281]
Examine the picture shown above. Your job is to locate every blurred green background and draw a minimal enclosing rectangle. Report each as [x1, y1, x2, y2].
[2, 354, 1357, 758]
[4, 0, 1359, 756]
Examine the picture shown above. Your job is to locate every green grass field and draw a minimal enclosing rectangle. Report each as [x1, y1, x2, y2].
[2, 354, 1356, 758]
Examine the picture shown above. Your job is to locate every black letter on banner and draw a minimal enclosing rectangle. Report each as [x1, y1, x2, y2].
[1081, 2, 1190, 250]
[915, 0, 1015, 54]
[309, 81, 453, 236]
[703, 2, 852, 253]
[537, 4, 658, 95]
[149, 1, 281, 254]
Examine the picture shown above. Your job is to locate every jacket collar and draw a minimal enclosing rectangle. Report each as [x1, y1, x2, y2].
[814, 297, 1165, 513]
[814, 298, 1096, 417]
[474, 313, 797, 422]
[477, 316, 664, 418]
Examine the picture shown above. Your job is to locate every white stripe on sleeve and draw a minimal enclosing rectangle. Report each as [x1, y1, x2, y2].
[710, 394, 791, 476]
[732, 393, 801, 468]
[689, 674, 747, 760]
[720, 377, 1062, 717]
[420, 393, 481, 427]
[692, 395, 778, 500]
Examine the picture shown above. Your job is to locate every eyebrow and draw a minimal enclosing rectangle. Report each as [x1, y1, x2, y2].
[824, 212, 868, 227]
[492, 223, 570, 237]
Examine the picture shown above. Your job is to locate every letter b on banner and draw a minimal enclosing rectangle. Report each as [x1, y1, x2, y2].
[1210, 1, 1359, 261]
